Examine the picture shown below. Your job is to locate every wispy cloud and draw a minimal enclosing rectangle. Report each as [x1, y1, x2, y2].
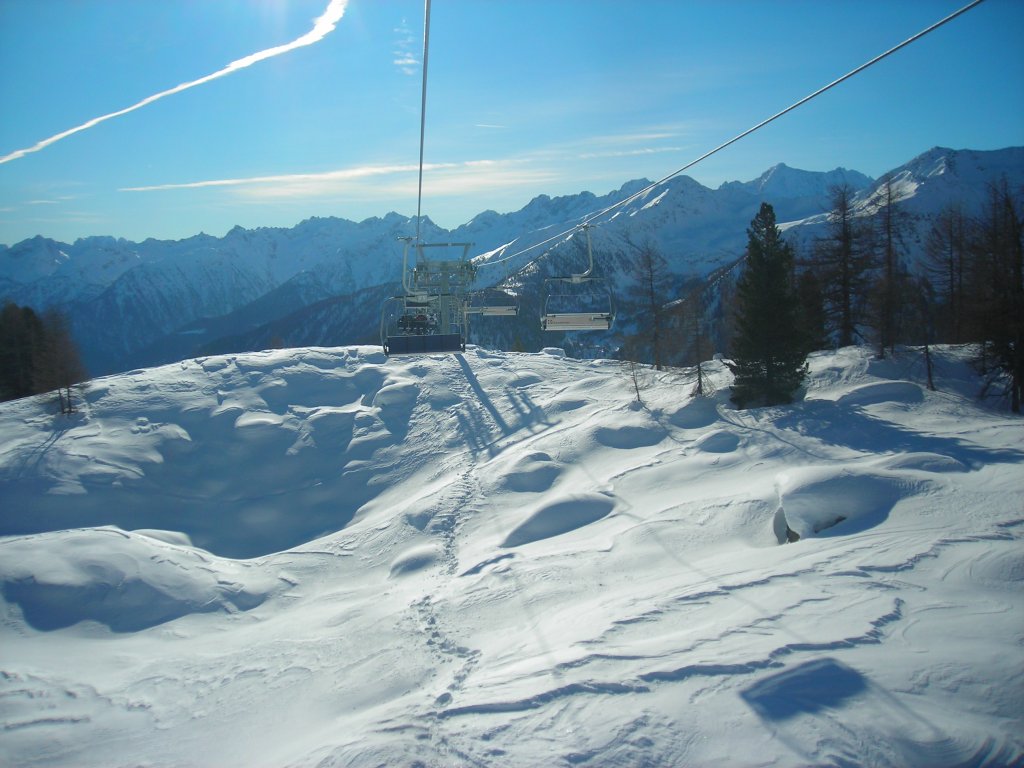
[585, 131, 682, 145]
[412, 161, 559, 198]
[121, 158, 558, 204]
[119, 121, 703, 217]
[121, 163, 447, 195]
[392, 19, 419, 76]
[0, 0, 349, 165]
[578, 146, 683, 160]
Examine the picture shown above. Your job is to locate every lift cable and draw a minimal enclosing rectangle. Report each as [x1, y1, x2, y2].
[414, 0, 432, 243]
[476, 0, 986, 271]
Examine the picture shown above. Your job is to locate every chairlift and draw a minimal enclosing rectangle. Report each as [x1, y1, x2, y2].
[540, 225, 615, 332]
[468, 287, 519, 317]
[381, 240, 475, 356]
[541, 293, 614, 330]
[378, 3, 520, 355]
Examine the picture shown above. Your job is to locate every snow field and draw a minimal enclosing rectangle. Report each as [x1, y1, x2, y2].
[1, 343, 1022, 766]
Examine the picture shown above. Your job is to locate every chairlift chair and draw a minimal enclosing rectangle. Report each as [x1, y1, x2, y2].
[468, 287, 519, 317]
[541, 293, 614, 330]
[381, 240, 475, 356]
[540, 225, 615, 332]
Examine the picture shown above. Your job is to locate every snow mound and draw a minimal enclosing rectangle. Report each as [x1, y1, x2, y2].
[0, 528, 276, 632]
[507, 370, 543, 388]
[881, 451, 968, 473]
[694, 429, 740, 453]
[833, 380, 924, 406]
[667, 396, 719, 428]
[501, 493, 616, 547]
[372, 377, 420, 409]
[773, 466, 912, 541]
[594, 422, 666, 449]
[591, 409, 667, 449]
[133, 528, 194, 546]
[967, 544, 1024, 588]
[389, 542, 442, 577]
[493, 451, 562, 493]
[548, 396, 588, 413]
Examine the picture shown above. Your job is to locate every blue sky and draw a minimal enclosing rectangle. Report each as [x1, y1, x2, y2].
[0, 0, 1021, 245]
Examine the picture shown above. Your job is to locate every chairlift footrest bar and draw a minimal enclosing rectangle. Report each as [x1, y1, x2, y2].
[384, 333, 465, 356]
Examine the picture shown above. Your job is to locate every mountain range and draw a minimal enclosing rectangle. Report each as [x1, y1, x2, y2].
[1, 146, 1021, 375]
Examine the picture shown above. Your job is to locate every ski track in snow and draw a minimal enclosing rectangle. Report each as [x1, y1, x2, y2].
[1, 344, 1022, 767]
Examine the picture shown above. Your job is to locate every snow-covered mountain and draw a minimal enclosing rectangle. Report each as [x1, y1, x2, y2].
[1, 146, 1020, 374]
[722, 162, 873, 200]
[782, 145, 1024, 253]
[1, 343, 1021, 766]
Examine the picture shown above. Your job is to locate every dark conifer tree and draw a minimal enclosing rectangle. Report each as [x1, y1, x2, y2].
[815, 183, 874, 347]
[0, 302, 88, 409]
[0, 302, 44, 400]
[969, 179, 1023, 412]
[728, 203, 808, 407]
[0, 302, 23, 399]
[795, 268, 829, 354]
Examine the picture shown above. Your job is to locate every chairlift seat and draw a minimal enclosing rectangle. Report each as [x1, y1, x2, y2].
[540, 225, 615, 332]
[479, 305, 519, 317]
[468, 288, 519, 317]
[384, 332, 464, 356]
[541, 312, 614, 331]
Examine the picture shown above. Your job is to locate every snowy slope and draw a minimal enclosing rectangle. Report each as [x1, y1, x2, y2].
[1, 343, 1021, 767]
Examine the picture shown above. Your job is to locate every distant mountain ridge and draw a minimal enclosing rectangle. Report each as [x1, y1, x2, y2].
[2, 146, 1020, 374]
[720, 162, 873, 199]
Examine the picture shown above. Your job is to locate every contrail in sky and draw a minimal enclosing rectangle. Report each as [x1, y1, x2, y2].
[0, 0, 349, 165]
[120, 163, 452, 192]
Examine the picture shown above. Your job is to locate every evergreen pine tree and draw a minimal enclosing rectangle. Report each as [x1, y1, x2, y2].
[795, 268, 829, 354]
[729, 203, 808, 408]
